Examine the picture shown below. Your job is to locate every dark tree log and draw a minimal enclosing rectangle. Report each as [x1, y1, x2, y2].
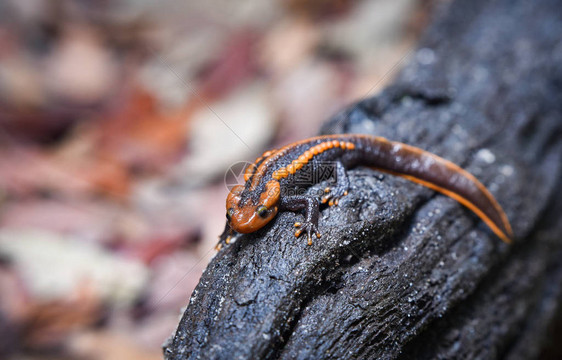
[164, 0, 562, 358]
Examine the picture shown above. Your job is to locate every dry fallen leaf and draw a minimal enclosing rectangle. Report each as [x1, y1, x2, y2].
[20, 284, 103, 350]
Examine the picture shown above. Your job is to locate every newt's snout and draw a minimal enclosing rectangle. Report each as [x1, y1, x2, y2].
[226, 181, 281, 233]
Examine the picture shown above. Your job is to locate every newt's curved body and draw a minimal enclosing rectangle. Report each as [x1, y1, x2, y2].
[225, 134, 513, 245]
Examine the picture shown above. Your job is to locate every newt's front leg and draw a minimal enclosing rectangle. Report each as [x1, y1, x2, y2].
[280, 195, 321, 245]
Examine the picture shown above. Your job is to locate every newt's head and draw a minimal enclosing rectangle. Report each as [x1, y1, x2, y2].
[226, 180, 280, 233]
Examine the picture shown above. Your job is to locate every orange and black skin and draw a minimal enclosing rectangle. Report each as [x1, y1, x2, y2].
[225, 134, 513, 245]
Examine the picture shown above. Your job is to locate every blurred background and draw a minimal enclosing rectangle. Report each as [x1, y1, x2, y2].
[0, 0, 433, 358]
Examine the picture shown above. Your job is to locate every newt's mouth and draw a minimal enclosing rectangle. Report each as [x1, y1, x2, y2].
[228, 205, 278, 233]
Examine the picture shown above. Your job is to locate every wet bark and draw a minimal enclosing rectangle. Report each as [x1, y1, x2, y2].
[164, 0, 562, 358]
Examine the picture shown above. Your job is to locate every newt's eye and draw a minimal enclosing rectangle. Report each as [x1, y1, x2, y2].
[256, 206, 268, 218]
[226, 208, 234, 221]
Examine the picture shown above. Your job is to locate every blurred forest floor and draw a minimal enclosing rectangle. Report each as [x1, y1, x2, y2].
[0, 0, 431, 358]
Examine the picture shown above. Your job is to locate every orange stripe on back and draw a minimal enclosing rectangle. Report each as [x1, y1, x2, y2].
[244, 150, 275, 182]
[271, 141, 355, 181]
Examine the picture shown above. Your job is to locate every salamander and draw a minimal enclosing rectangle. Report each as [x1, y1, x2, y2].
[224, 134, 513, 245]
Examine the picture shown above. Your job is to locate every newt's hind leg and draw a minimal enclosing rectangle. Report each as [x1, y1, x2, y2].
[321, 161, 349, 206]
